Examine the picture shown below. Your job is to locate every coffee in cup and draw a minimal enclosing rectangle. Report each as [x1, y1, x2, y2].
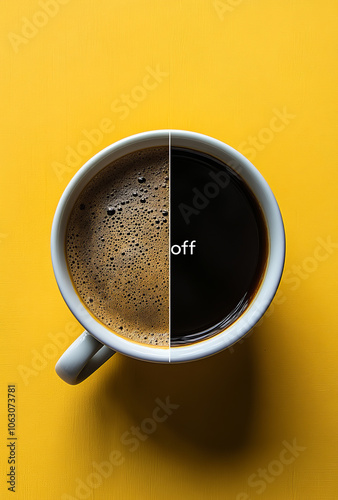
[65, 144, 268, 347]
[66, 146, 169, 346]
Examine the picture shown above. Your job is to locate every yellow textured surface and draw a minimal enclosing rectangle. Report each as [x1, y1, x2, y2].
[1, 1, 338, 499]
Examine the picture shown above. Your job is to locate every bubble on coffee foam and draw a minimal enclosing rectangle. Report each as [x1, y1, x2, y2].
[66, 146, 169, 346]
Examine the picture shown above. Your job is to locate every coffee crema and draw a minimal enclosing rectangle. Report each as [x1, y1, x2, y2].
[66, 147, 169, 346]
[65, 145, 268, 348]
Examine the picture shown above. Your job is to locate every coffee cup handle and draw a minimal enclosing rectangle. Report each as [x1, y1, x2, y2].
[55, 331, 115, 385]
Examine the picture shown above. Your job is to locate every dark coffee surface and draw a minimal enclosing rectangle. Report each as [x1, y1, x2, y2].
[170, 147, 268, 346]
[66, 146, 169, 346]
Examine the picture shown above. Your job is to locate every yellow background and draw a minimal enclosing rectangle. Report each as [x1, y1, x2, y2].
[1, 1, 338, 499]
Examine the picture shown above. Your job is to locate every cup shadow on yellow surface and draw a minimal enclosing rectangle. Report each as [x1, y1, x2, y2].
[89, 326, 265, 460]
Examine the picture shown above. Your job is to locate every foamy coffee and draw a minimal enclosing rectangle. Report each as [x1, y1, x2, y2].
[66, 147, 169, 346]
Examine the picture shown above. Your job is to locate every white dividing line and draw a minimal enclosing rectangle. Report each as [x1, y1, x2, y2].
[169, 130, 171, 362]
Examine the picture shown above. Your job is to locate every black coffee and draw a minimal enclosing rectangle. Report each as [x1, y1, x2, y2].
[170, 147, 268, 346]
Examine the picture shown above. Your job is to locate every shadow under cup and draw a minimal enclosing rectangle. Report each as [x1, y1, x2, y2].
[52, 130, 285, 365]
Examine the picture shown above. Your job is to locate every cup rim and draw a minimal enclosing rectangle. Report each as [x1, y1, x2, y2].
[51, 129, 285, 363]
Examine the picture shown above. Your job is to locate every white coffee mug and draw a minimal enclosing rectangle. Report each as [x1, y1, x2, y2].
[51, 130, 285, 384]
